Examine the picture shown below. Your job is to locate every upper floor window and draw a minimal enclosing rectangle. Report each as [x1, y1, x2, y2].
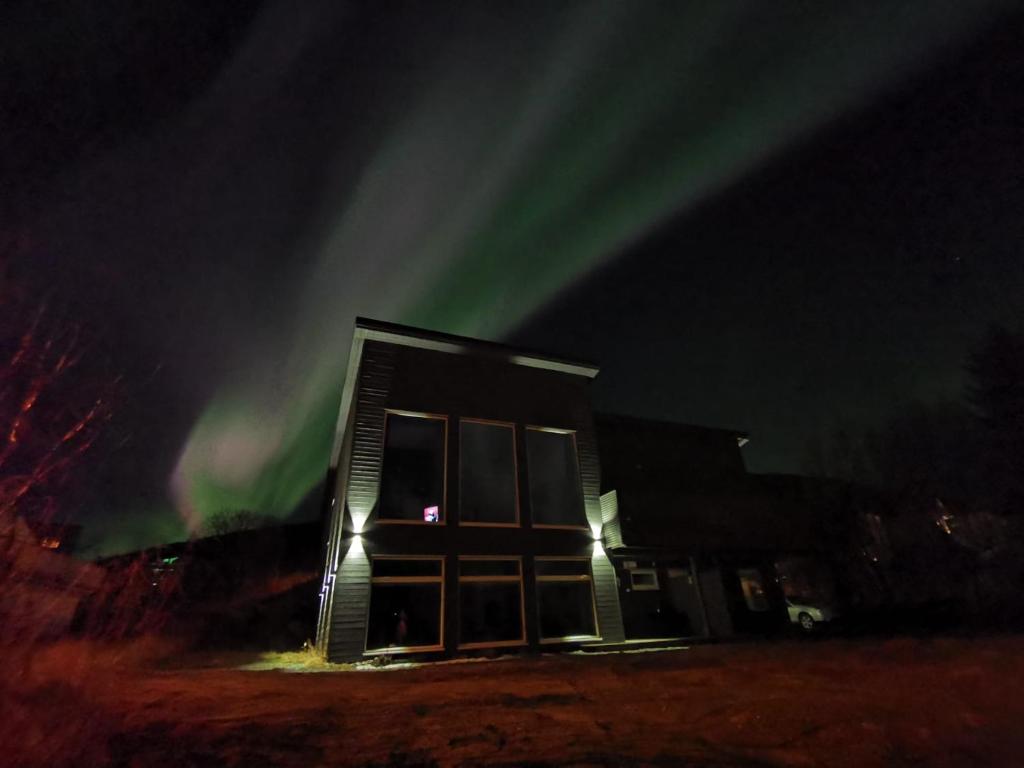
[525, 427, 587, 528]
[459, 419, 518, 526]
[379, 411, 446, 523]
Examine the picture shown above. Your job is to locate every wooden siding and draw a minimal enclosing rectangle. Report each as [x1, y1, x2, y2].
[577, 423, 625, 644]
[325, 541, 371, 660]
[590, 551, 624, 643]
[346, 342, 397, 526]
[321, 341, 396, 662]
[599, 490, 624, 550]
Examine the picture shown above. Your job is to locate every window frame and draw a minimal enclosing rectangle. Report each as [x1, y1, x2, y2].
[524, 426, 590, 531]
[364, 555, 446, 654]
[534, 556, 601, 644]
[458, 417, 520, 528]
[629, 567, 660, 592]
[456, 556, 527, 650]
[376, 409, 449, 526]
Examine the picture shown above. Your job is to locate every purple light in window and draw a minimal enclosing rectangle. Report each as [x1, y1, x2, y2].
[424, 506, 439, 522]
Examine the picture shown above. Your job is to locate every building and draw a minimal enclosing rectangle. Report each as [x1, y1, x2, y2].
[316, 319, 625, 662]
[596, 414, 829, 639]
[315, 319, 834, 662]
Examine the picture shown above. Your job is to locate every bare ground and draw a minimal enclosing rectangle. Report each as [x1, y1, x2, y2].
[4, 635, 1024, 767]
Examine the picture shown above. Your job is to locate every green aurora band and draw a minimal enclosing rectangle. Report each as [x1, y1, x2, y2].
[172, 1, 1013, 534]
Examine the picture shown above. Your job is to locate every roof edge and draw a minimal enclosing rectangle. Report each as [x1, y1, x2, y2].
[354, 317, 600, 378]
[594, 411, 749, 441]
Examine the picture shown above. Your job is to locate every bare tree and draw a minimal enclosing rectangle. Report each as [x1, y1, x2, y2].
[0, 239, 120, 524]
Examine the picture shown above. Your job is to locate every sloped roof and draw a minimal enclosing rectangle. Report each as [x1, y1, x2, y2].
[354, 317, 600, 378]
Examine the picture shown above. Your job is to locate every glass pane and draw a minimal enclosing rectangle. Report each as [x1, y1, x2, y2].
[366, 583, 442, 650]
[459, 582, 523, 645]
[373, 559, 443, 579]
[460, 559, 520, 578]
[379, 414, 445, 521]
[535, 559, 591, 578]
[460, 421, 517, 524]
[738, 568, 771, 612]
[526, 429, 586, 526]
[537, 581, 596, 639]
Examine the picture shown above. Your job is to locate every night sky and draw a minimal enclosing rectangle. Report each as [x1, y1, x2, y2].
[3, 1, 1022, 555]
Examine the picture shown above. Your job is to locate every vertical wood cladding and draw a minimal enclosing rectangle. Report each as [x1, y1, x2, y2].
[323, 341, 396, 662]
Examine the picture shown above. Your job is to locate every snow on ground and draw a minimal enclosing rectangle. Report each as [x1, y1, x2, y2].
[5, 636, 1024, 767]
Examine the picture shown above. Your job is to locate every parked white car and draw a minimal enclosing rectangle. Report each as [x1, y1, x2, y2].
[786, 599, 839, 632]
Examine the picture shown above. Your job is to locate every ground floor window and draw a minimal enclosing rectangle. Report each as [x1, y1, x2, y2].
[629, 567, 660, 591]
[458, 558, 525, 648]
[366, 557, 444, 652]
[737, 568, 771, 612]
[535, 558, 599, 642]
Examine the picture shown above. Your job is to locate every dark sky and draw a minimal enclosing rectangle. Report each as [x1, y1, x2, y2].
[512, 13, 1024, 471]
[2, 1, 1022, 554]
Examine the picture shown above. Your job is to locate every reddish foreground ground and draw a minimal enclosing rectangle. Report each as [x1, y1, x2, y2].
[5, 635, 1024, 767]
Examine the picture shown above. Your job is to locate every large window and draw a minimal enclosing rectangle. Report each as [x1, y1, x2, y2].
[458, 558, 525, 649]
[365, 557, 444, 652]
[459, 419, 518, 526]
[525, 427, 587, 528]
[379, 412, 446, 523]
[535, 558, 599, 642]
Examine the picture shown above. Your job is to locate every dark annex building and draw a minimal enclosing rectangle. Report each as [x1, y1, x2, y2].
[596, 414, 827, 640]
[316, 319, 827, 662]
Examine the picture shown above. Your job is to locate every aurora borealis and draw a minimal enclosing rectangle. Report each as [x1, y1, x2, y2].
[6, 1, 1022, 554]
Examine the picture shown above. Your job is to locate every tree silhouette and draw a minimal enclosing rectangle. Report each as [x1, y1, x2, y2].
[0, 242, 120, 524]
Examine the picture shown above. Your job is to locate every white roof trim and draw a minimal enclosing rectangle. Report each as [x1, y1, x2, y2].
[359, 327, 598, 378]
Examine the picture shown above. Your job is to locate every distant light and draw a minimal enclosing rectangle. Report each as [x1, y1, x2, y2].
[40, 537, 61, 550]
[592, 540, 605, 557]
[424, 506, 439, 522]
[350, 533, 364, 553]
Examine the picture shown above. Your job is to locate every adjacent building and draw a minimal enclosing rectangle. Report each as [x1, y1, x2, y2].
[596, 414, 827, 639]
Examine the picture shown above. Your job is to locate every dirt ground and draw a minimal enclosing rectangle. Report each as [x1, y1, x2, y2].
[5, 635, 1024, 767]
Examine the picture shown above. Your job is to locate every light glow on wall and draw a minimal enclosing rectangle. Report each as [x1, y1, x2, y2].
[349, 504, 371, 534]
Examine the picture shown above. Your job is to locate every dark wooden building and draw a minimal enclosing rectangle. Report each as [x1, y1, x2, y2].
[596, 413, 826, 640]
[316, 319, 625, 662]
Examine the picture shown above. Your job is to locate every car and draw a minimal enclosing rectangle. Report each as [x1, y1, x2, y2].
[786, 598, 840, 633]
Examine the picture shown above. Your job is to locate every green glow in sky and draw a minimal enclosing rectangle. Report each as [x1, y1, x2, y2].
[170, 1, 1011, 537]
